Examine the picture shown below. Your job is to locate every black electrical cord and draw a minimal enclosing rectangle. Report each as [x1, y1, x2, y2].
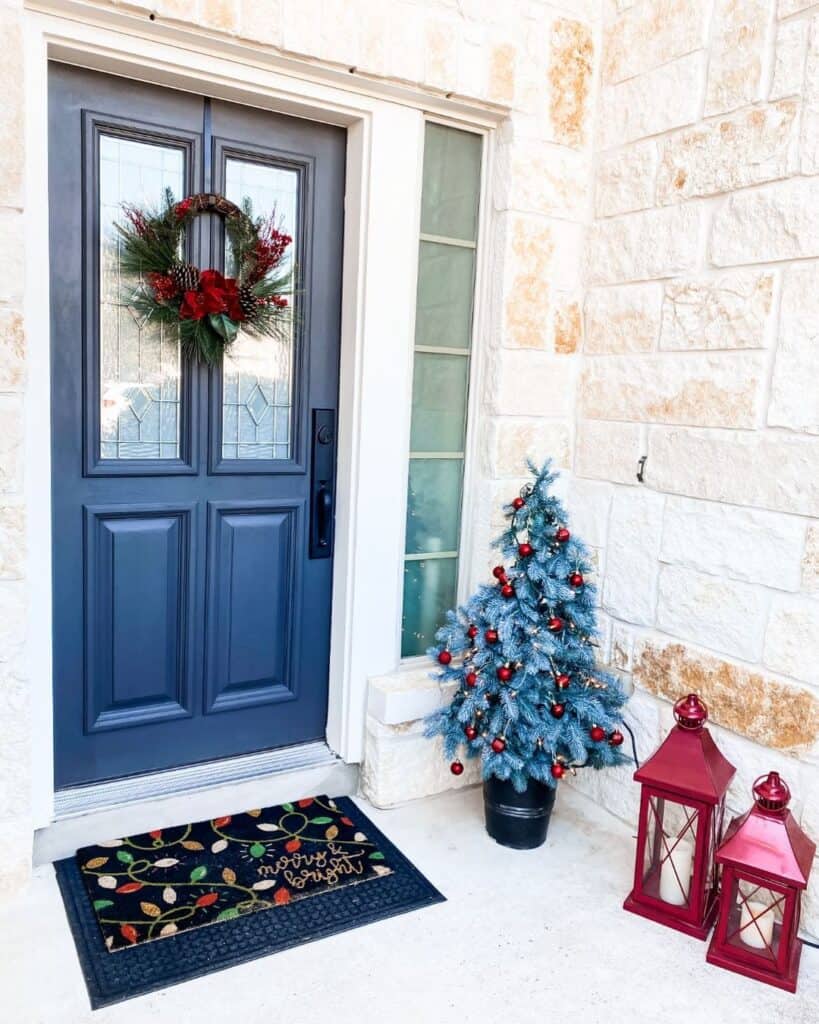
[801, 935, 819, 950]
[621, 719, 640, 769]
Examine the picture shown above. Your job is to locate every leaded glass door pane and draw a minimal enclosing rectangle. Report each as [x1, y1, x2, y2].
[99, 134, 185, 460]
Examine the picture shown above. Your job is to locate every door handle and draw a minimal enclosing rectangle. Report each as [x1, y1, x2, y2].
[309, 409, 336, 559]
[316, 484, 332, 548]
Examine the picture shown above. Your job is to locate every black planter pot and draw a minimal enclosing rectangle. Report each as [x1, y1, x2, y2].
[483, 776, 557, 849]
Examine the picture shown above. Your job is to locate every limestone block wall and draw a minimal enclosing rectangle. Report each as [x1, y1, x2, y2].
[565, 0, 819, 934]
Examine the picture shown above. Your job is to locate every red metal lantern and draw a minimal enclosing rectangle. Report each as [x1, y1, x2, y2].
[706, 772, 815, 993]
[624, 694, 735, 938]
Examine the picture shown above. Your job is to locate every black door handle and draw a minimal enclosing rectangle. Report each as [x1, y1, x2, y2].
[309, 410, 335, 559]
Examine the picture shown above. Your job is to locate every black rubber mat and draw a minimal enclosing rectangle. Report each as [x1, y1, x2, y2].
[55, 796, 445, 1009]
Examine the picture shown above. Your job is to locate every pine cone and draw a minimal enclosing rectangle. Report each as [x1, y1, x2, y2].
[238, 284, 258, 318]
[169, 262, 200, 292]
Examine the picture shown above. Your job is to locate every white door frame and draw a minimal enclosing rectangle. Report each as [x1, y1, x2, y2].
[23, 3, 502, 827]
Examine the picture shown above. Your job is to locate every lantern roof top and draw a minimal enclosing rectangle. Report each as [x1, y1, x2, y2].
[633, 695, 735, 804]
[715, 773, 816, 887]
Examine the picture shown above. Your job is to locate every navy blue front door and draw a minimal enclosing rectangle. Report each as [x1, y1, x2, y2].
[49, 64, 345, 788]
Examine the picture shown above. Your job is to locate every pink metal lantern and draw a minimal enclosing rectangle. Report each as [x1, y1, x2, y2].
[624, 694, 735, 938]
[706, 772, 815, 993]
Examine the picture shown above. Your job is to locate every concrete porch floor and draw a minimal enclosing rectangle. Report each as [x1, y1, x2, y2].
[2, 785, 817, 1024]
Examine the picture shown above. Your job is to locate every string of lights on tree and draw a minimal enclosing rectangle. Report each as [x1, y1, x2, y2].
[426, 461, 629, 790]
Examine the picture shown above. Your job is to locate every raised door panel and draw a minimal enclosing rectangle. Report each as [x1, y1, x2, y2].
[85, 504, 194, 732]
[204, 500, 302, 713]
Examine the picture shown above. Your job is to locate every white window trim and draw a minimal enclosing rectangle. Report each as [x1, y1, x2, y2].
[23, 3, 503, 826]
[398, 116, 494, 668]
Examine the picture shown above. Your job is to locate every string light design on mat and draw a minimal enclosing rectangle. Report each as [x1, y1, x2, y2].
[77, 796, 392, 951]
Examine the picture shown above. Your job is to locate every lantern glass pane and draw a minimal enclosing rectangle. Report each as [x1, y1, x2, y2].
[706, 798, 725, 894]
[642, 795, 699, 908]
[723, 877, 785, 962]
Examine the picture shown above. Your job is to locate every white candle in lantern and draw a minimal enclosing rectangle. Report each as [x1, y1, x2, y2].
[659, 836, 694, 905]
[740, 898, 774, 950]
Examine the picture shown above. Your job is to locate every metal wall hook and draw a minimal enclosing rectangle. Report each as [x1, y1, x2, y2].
[636, 455, 647, 483]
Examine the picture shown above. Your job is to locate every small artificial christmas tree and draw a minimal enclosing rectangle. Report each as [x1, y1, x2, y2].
[426, 461, 629, 801]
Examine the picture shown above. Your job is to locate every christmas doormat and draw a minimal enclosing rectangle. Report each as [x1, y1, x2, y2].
[55, 796, 444, 1009]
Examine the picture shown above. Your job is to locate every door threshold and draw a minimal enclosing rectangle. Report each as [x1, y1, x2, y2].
[53, 741, 339, 819]
[37, 742, 358, 865]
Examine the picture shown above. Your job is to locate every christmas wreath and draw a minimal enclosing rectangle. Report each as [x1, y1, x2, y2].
[116, 190, 293, 365]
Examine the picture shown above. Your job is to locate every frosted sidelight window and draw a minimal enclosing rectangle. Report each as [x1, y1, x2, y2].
[401, 123, 482, 658]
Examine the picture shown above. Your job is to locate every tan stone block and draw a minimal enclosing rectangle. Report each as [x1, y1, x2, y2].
[488, 417, 572, 477]
[801, 17, 819, 176]
[603, 488, 664, 626]
[770, 17, 809, 99]
[660, 271, 774, 351]
[803, 524, 819, 594]
[711, 177, 819, 265]
[281, 0, 322, 59]
[764, 595, 819, 684]
[565, 477, 613, 548]
[553, 298, 582, 354]
[0, 214, 23, 305]
[0, 7, 23, 209]
[493, 350, 575, 417]
[587, 205, 700, 285]
[238, 0, 283, 47]
[575, 419, 642, 485]
[599, 53, 704, 148]
[646, 427, 819, 517]
[602, 0, 708, 85]
[657, 100, 799, 203]
[424, 18, 458, 92]
[385, 4, 424, 85]
[0, 817, 30, 901]
[0, 402, 22, 496]
[580, 352, 764, 428]
[0, 310, 24, 391]
[657, 564, 768, 660]
[0, 505, 24, 580]
[661, 496, 805, 589]
[497, 138, 589, 219]
[778, 0, 817, 14]
[158, 0, 203, 19]
[633, 636, 819, 751]
[595, 141, 658, 218]
[487, 42, 516, 105]
[549, 18, 594, 149]
[585, 283, 662, 354]
[500, 214, 554, 350]
[358, 8, 389, 77]
[318, 0, 358, 67]
[706, 0, 769, 116]
[769, 263, 819, 434]
[200, 0, 238, 33]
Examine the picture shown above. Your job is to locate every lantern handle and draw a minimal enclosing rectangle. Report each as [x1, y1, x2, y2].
[752, 771, 791, 812]
[673, 693, 708, 730]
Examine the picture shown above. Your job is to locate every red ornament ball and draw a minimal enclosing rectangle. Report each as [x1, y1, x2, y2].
[512, 497, 525, 511]
[550, 703, 566, 719]
[465, 672, 478, 688]
[492, 566, 507, 580]
[467, 624, 478, 640]
[497, 666, 513, 683]
[550, 763, 566, 780]
[485, 629, 499, 644]
[437, 650, 452, 665]
[518, 542, 534, 558]
[555, 673, 571, 690]
[501, 584, 515, 599]
[547, 617, 564, 632]
[568, 571, 584, 588]
[609, 730, 624, 747]
[589, 725, 606, 742]
[491, 737, 506, 753]
[450, 760, 464, 776]
[555, 527, 571, 543]
[465, 725, 478, 741]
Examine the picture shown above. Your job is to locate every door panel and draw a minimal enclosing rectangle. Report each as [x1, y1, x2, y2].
[84, 505, 194, 733]
[49, 64, 345, 787]
[204, 501, 301, 713]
